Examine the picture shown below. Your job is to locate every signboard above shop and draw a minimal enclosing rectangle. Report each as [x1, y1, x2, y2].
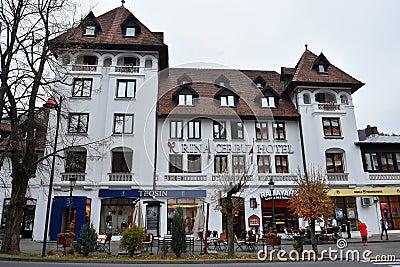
[98, 189, 207, 198]
[260, 190, 296, 200]
[328, 187, 400, 197]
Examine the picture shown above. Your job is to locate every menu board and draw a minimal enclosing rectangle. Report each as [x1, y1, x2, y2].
[146, 205, 159, 236]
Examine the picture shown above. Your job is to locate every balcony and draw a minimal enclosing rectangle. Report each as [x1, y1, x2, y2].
[258, 174, 297, 182]
[71, 64, 98, 72]
[108, 173, 132, 182]
[164, 174, 207, 181]
[61, 172, 86, 182]
[327, 173, 349, 181]
[369, 173, 400, 180]
[212, 174, 254, 181]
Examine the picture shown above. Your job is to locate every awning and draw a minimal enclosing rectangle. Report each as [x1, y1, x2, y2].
[328, 187, 400, 197]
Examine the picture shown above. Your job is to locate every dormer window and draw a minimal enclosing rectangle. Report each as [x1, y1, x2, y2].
[261, 97, 276, 108]
[220, 95, 235, 107]
[253, 76, 266, 89]
[178, 94, 193, 106]
[84, 26, 96, 36]
[215, 75, 230, 88]
[318, 64, 326, 73]
[125, 27, 136, 37]
[256, 83, 263, 88]
[219, 82, 225, 87]
[177, 73, 192, 85]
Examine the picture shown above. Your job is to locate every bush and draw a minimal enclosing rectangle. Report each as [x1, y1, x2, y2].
[120, 225, 145, 256]
[73, 222, 98, 256]
[171, 208, 186, 258]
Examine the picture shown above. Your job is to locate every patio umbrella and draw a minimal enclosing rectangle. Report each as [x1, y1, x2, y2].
[193, 202, 205, 240]
[132, 201, 145, 229]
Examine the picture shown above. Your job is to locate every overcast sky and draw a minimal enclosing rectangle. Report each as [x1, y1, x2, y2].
[80, 0, 400, 134]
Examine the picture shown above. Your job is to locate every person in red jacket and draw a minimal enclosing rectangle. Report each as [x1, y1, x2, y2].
[358, 221, 368, 246]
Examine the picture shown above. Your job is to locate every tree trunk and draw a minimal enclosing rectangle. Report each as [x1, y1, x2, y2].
[310, 220, 318, 254]
[1, 168, 29, 255]
[226, 197, 234, 256]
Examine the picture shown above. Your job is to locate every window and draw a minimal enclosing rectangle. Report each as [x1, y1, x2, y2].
[113, 114, 134, 134]
[220, 95, 235, 107]
[315, 92, 335, 103]
[364, 153, 379, 171]
[255, 122, 268, 140]
[380, 153, 395, 171]
[214, 155, 227, 173]
[169, 154, 183, 173]
[257, 155, 271, 173]
[65, 150, 86, 173]
[275, 155, 289, 173]
[124, 57, 137, 66]
[318, 64, 326, 73]
[112, 150, 132, 173]
[170, 121, 183, 139]
[261, 97, 276, 108]
[188, 120, 201, 139]
[322, 118, 341, 137]
[303, 94, 311, 104]
[273, 122, 285, 140]
[84, 26, 95, 35]
[72, 78, 92, 97]
[188, 154, 201, 173]
[213, 121, 226, 139]
[125, 27, 136, 37]
[231, 121, 244, 139]
[340, 95, 349, 105]
[232, 155, 245, 173]
[326, 153, 344, 173]
[68, 113, 89, 133]
[116, 80, 136, 98]
[83, 56, 97, 65]
[178, 94, 193, 106]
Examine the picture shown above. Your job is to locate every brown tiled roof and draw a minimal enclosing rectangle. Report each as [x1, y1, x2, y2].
[158, 68, 299, 119]
[282, 50, 364, 96]
[52, 6, 166, 47]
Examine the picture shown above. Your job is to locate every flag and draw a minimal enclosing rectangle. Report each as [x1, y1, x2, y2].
[248, 138, 254, 164]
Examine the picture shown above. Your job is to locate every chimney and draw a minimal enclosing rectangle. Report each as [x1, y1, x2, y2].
[365, 125, 379, 137]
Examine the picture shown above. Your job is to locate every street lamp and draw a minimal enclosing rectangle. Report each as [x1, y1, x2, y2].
[41, 96, 62, 257]
[268, 178, 276, 233]
[65, 175, 77, 233]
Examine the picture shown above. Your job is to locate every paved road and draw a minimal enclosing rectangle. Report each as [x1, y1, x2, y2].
[0, 260, 398, 267]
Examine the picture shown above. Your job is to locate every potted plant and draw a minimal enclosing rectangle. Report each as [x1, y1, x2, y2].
[265, 232, 280, 245]
[57, 232, 75, 245]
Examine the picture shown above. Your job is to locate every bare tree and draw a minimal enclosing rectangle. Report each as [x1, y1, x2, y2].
[289, 168, 335, 253]
[0, 0, 78, 254]
[213, 157, 255, 256]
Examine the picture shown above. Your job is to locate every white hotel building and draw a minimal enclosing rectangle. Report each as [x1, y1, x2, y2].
[2, 4, 399, 241]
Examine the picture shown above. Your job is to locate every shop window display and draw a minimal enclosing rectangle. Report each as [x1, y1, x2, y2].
[100, 198, 135, 236]
[167, 198, 201, 234]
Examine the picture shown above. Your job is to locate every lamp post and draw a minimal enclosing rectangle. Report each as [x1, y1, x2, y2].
[65, 175, 77, 234]
[41, 96, 62, 257]
[268, 178, 276, 233]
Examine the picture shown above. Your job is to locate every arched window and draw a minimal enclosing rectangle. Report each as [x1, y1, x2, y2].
[315, 92, 336, 103]
[65, 148, 87, 173]
[103, 58, 112, 67]
[340, 94, 349, 105]
[325, 148, 345, 173]
[111, 147, 133, 173]
[145, 59, 153, 69]
[303, 93, 311, 104]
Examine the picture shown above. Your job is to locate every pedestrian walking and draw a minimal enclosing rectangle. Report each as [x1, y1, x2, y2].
[346, 220, 351, 238]
[358, 221, 368, 246]
[381, 218, 389, 240]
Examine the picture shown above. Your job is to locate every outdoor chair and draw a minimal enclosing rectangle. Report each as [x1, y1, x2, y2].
[143, 233, 153, 254]
[245, 234, 258, 252]
[97, 234, 111, 254]
[234, 234, 245, 251]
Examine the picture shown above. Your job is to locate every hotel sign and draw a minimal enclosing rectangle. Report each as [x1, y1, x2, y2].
[168, 141, 294, 154]
[260, 190, 296, 200]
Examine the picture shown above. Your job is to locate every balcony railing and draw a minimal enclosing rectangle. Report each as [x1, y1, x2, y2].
[369, 173, 400, 180]
[61, 172, 86, 182]
[212, 174, 253, 181]
[164, 174, 207, 181]
[71, 64, 98, 72]
[318, 103, 341, 111]
[114, 65, 140, 73]
[108, 173, 132, 181]
[258, 174, 297, 181]
[327, 173, 349, 181]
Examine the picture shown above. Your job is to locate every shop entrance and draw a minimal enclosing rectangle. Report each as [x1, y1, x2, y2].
[261, 199, 298, 233]
[1, 198, 36, 238]
[380, 195, 400, 230]
[221, 197, 245, 237]
[100, 198, 136, 236]
[167, 198, 201, 234]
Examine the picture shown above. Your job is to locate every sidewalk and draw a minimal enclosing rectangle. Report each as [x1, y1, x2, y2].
[17, 232, 400, 255]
